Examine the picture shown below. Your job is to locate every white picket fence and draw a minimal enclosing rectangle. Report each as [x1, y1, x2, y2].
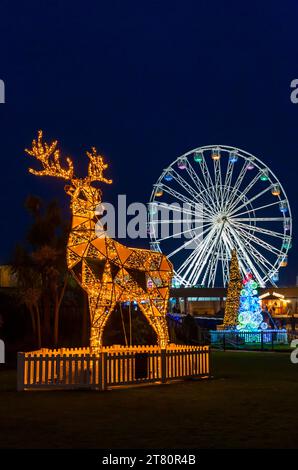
[17, 345, 210, 391]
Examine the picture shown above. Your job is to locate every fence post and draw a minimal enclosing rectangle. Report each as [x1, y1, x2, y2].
[101, 352, 107, 391]
[206, 346, 211, 377]
[96, 353, 102, 391]
[17, 353, 25, 391]
[56, 354, 61, 385]
[223, 333, 226, 351]
[271, 331, 274, 351]
[261, 331, 264, 351]
[161, 349, 167, 383]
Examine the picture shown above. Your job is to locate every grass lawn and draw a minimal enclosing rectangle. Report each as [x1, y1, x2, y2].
[1, 351, 298, 448]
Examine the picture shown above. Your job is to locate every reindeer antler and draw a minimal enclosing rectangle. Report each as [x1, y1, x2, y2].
[25, 130, 74, 180]
[86, 147, 112, 184]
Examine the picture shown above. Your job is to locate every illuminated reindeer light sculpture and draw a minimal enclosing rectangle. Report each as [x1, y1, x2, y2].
[26, 131, 173, 353]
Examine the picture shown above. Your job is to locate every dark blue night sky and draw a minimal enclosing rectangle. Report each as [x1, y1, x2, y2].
[0, 0, 298, 285]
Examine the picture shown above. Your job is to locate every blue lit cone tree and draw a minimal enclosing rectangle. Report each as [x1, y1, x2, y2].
[236, 272, 267, 331]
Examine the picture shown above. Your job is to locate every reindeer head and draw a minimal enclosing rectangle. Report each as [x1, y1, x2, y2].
[25, 131, 112, 213]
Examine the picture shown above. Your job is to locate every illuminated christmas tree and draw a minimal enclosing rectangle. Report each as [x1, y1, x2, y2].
[223, 249, 242, 328]
[236, 272, 267, 331]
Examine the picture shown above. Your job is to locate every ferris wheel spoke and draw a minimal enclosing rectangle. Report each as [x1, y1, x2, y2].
[175, 168, 215, 212]
[222, 230, 249, 280]
[219, 240, 226, 286]
[208, 254, 220, 287]
[227, 169, 261, 213]
[190, 223, 229, 286]
[228, 185, 273, 217]
[176, 246, 204, 282]
[229, 221, 282, 257]
[199, 153, 214, 189]
[228, 223, 279, 270]
[229, 220, 285, 239]
[242, 245, 273, 285]
[198, 153, 222, 209]
[230, 231, 277, 286]
[155, 221, 213, 242]
[149, 218, 208, 224]
[158, 184, 215, 219]
[185, 162, 216, 207]
[230, 199, 282, 218]
[152, 201, 197, 217]
[220, 239, 230, 286]
[175, 246, 202, 280]
[176, 226, 216, 278]
[169, 169, 214, 215]
[178, 226, 218, 284]
[152, 222, 211, 242]
[159, 183, 199, 206]
[203, 236, 223, 287]
[225, 225, 263, 282]
[222, 160, 235, 211]
[167, 223, 214, 260]
[224, 225, 265, 286]
[224, 160, 249, 208]
[188, 229, 221, 286]
[222, 229, 254, 283]
[201, 216, 227, 286]
[232, 217, 285, 222]
[213, 158, 223, 211]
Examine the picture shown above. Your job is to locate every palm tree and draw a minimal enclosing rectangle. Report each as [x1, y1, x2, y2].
[31, 245, 69, 346]
[12, 245, 42, 348]
[21, 287, 42, 349]
[12, 196, 71, 348]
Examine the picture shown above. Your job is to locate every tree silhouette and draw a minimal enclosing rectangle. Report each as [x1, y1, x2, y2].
[12, 196, 70, 347]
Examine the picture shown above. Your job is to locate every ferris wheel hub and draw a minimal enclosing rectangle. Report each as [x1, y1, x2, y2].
[215, 214, 227, 223]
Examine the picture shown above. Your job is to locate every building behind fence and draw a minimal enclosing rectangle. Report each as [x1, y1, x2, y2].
[17, 345, 210, 391]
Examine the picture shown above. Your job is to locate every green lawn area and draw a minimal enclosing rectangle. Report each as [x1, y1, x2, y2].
[1, 351, 298, 448]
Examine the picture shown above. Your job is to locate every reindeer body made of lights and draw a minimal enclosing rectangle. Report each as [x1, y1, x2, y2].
[25, 131, 173, 353]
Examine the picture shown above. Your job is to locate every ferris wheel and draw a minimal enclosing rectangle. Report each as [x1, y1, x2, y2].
[148, 145, 292, 288]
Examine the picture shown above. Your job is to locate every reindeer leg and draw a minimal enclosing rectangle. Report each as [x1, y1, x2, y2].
[138, 299, 169, 349]
[89, 301, 116, 354]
